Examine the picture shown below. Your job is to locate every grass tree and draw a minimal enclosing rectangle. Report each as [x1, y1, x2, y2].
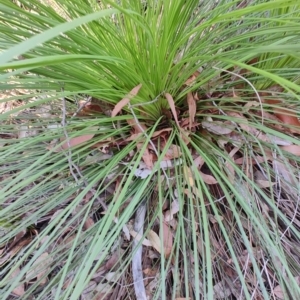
[1, 0, 300, 299]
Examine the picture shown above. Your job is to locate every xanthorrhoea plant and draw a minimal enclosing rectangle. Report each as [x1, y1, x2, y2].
[0, 0, 300, 299]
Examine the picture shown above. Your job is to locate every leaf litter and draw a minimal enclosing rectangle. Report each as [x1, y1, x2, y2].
[2, 55, 300, 300]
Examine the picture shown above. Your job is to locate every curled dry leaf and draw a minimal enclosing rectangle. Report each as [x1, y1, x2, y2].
[127, 118, 147, 134]
[130, 230, 152, 247]
[256, 179, 275, 188]
[160, 223, 173, 258]
[235, 155, 267, 165]
[200, 172, 218, 185]
[213, 280, 231, 299]
[273, 284, 285, 299]
[269, 103, 300, 134]
[137, 142, 154, 169]
[202, 119, 235, 135]
[194, 155, 205, 168]
[164, 144, 182, 160]
[105, 250, 124, 271]
[185, 70, 200, 86]
[10, 267, 25, 297]
[26, 252, 52, 285]
[164, 200, 179, 222]
[273, 276, 300, 299]
[105, 271, 122, 283]
[281, 145, 300, 156]
[183, 165, 194, 187]
[147, 230, 161, 254]
[187, 92, 196, 130]
[60, 134, 95, 150]
[111, 84, 142, 117]
[165, 93, 180, 127]
[83, 216, 94, 231]
[243, 101, 260, 112]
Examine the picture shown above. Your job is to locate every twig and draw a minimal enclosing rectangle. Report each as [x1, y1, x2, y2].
[61, 95, 108, 211]
[132, 200, 147, 300]
[212, 66, 264, 126]
[72, 96, 92, 118]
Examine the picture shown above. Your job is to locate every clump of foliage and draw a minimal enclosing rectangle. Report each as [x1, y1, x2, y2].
[1, 0, 300, 299]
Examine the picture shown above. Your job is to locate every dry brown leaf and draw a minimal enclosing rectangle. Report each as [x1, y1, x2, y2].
[209, 215, 224, 224]
[235, 155, 267, 165]
[152, 127, 173, 137]
[111, 84, 142, 117]
[124, 132, 143, 142]
[77, 100, 104, 115]
[164, 144, 182, 160]
[273, 276, 300, 299]
[137, 142, 153, 169]
[82, 281, 97, 299]
[281, 145, 300, 156]
[183, 165, 194, 186]
[10, 267, 25, 297]
[256, 180, 275, 188]
[213, 280, 232, 299]
[127, 118, 147, 134]
[187, 92, 196, 130]
[164, 200, 179, 222]
[26, 252, 52, 285]
[200, 172, 218, 185]
[185, 70, 200, 86]
[202, 120, 235, 135]
[243, 101, 260, 112]
[130, 230, 152, 247]
[160, 223, 173, 258]
[83, 217, 94, 231]
[194, 155, 205, 168]
[165, 93, 180, 127]
[147, 230, 161, 254]
[273, 106, 300, 134]
[273, 284, 285, 299]
[105, 250, 124, 271]
[60, 134, 95, 150]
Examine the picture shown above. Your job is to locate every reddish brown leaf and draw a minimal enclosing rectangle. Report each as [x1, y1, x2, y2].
[194, 155, 205, 168]
[105, 251, 122, 271]
[137, 142, 154, 169]
[160, 223, 173, 258]
[273, 107, 300, 133]
[127, 118, 147, 134]
[185, 70, 200, 86]
[274, 284, 285, 299]
[235, 155, 268, 165]
[281, 145, 300, 156]
[60, 134, 95, 150]
[187, 92, 196, 130]
[200, 172, 218, 185]
[10, 268, 25, 297]
[83, 217, 94, 231]
[163, 144, 181, 160]
[111, 84, 142, 117]
[151, 128, 172, 138]
[77, 101, 103, 115]
[26, 252, 52, 285]
[165, 93, 180, 127]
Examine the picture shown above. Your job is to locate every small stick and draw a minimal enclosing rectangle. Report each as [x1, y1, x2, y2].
[132, 201, 147, 300]
[61, 94, 108, 211]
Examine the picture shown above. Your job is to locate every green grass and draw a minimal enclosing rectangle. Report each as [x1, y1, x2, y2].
[1, 0, 300, 299]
